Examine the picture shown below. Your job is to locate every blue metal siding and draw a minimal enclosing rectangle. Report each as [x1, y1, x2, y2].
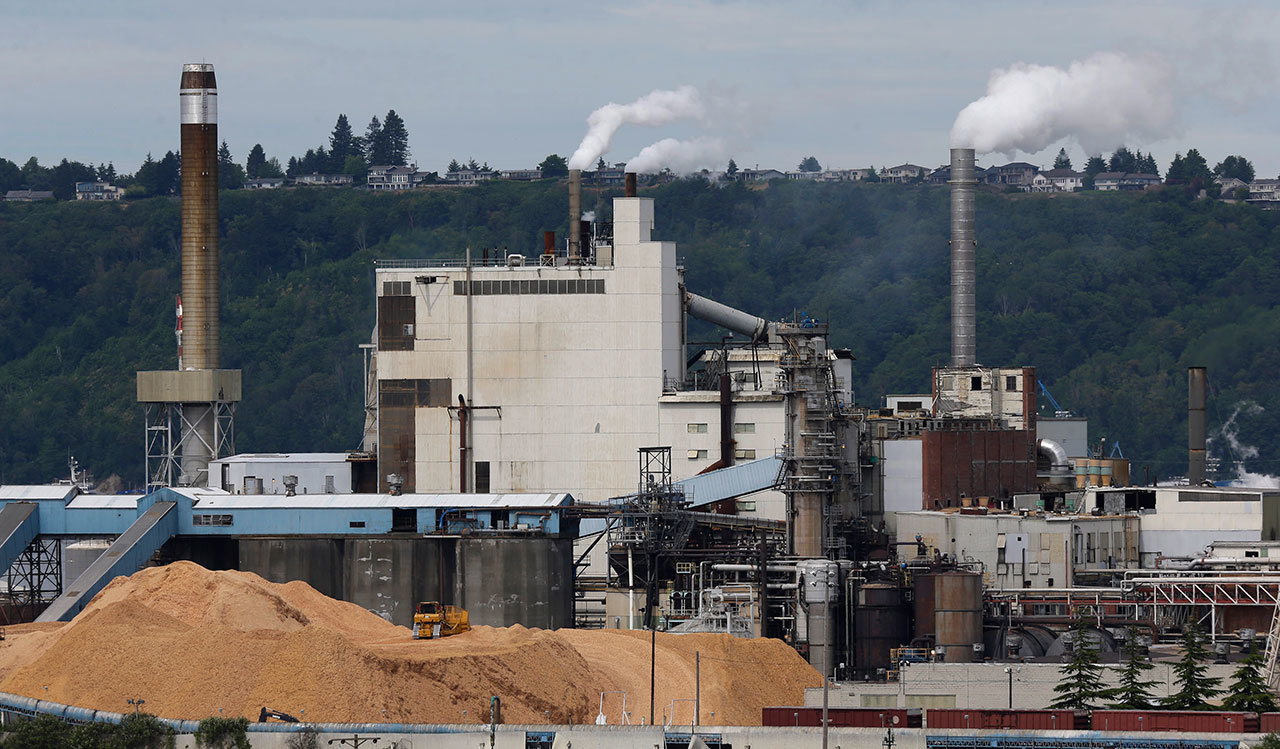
[0, 503, 39, 572]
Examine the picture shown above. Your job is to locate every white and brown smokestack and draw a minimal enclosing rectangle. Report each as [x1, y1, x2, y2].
[180, 63, 219, 370]
[1188, 366, 1207, 485]
[949, 147, 977, 367]
[568, 169, 582, 261]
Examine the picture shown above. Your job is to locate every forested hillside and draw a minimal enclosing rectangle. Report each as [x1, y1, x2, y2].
[2, 180, 1277, 487]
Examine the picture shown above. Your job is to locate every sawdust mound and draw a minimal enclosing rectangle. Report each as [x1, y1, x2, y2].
[0, 562, 818, 724]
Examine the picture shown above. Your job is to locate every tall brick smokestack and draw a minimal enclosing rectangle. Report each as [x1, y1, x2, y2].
[180, 63, 219, 370]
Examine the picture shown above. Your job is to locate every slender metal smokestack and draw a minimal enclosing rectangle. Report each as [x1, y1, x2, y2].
[1189, 366, 1207, 485]
[568, 169, 582, 261]
[949, 147, 977, 367]
[625, 172, 637, 197]
[180, 63, 219, 370]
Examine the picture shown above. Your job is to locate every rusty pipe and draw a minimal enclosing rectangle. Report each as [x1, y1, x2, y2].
[458, 394, 468, 493]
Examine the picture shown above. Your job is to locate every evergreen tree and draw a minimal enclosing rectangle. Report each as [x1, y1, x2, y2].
[1050, 614, 1108, 710]
[217, 140, 245, 190]
[537, 154, 567, 178]
[328, 114, 356, 173]
[1165, 623, 1223, 709]
[1082, 155, 1107, 189]
[1166, 153, 1187, 183]
[380, 109, 410, 165]
[286, 156, 299, 176]
[259, 157, 285, 179]
[0, 157, 25, 192]
[1053, 148, 1072, 170]
[246, 144, 267, 179]
[798, 156, 822, 172]
[1182, 149, 1213, 184]
[467, 158, 480, 172]
[1109, 146, 1138, 173]
[1221, 651, 1277, 713]
[864, 165, 880, 183]
[1214, 155, 1255, 183]
[1110, 629, 1158, 709]
[363, 116, 383, 164]
[447, 159, 462, 173]
[597, 157, 607, 172]
[727, 158, 739, 176]
[1139, 152, 1160, 177]
[50, 158, 97, 200]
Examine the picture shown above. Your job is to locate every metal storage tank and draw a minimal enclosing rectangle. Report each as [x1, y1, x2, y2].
[932, 570, 983, 662]
[855, 583, 911, 676]
[798, 559, 840, 677]
[912, 572, 937, 645]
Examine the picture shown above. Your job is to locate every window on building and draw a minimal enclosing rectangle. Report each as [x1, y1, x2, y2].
[687, 423, 708, 434]
[687, 449, 708, 459]
[378, 295, 415, 351]
[193, 514, 233, 527]
[382, 280, 412, 296]
[735, 449, 756, 460]
[475, 461, 491, 493]
[971, 376, 983, 391]
[895, 401, 923, 412]
[349, 520, 366, 529]
[734, 423, 756, 434]
[1005, 375, 1018, 391]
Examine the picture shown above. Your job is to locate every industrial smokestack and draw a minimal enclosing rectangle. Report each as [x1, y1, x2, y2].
[625, 172, 637, 197]
[1189, 366, 1207, 485]
[949, 147, 977, 367]
[180, 63, 219, 370]
[568, 169, 582, 261]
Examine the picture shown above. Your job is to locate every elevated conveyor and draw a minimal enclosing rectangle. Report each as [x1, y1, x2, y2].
[0, 503, 39, 574]
[36, 501, 178, 622]
[674, 456, 783, 509]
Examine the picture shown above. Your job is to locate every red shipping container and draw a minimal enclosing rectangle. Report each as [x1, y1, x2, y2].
[1261, 713, 1280, 734]
[926, 709, 1075, 730]
[1091, 710, 1252, 733]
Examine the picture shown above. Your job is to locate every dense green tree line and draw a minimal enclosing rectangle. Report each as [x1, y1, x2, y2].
[2, 178, 1279, 487]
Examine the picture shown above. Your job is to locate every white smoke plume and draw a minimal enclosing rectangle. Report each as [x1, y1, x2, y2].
[950, 52, 1176, 156]
[625, 137, 729, 175]
[1208, 401, 1280, 488]
[581, 211, 595, 222]
[567, 86, 705, 170]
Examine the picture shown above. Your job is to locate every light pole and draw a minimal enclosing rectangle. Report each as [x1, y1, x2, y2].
[1004, 666, 1013, 709]
[126, 698, 145, 716]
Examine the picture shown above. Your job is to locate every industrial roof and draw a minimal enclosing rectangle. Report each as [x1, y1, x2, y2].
[212, 453, 353, 463]
[0, 485, 79, 502]
[174, 490, 572, 510]
[65, 495, 142, 509]
[675, 456, 783, 508]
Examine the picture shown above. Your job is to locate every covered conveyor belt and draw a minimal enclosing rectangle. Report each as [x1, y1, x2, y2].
[37, 501, 178, 622]
[0, 503, 39, 575]
[674, 456, 783, 508]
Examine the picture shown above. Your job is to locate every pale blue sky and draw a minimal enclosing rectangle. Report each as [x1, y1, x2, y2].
[3, 1, 1277, 177]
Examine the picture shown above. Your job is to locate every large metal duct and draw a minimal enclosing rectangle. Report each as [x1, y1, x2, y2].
[568, 169, 582, 261]
[1037, 438, 1071, 473]
[1189, 366, 1207, 484]
[685, 292, 772, 343]
[949, 147, 977, 367]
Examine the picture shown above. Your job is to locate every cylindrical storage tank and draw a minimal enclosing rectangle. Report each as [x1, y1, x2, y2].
[855, 584, 911, 676]
[1074, 459, 1087, 488]
[799, 560, 840, 677]
[933, 570, 983, 663]
[1099, 460, 1113, 486]
[1086, 459, 1101, 486]
[912, 572, 938, 645]
[244, 476, 264, 495]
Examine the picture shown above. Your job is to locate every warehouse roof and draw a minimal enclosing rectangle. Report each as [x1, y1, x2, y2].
[0, 485, 80, 502]
[172, 489, 572, 510]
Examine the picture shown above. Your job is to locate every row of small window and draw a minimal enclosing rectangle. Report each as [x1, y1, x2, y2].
[193, 514, 233, 526]
[453, 278, 605, 296]
[688, 449, 757, 460]
[968, 375, 1020, 392]
[383, 280, 413, 296]
[687, 423, 755, 433]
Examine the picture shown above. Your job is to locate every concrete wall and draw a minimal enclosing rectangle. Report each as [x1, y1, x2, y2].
[233, 535, 567, 629]
[883, 439, 923, 534]
[805, 661, 1239, 710]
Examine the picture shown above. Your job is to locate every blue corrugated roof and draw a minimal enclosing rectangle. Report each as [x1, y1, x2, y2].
[675, 456, 783, 507]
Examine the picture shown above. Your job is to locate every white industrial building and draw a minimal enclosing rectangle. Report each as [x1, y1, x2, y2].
[207, 453, 355, 495]
[368, 190, 789, 516]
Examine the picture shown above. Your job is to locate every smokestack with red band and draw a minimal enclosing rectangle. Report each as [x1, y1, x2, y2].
[949, 147, 977, 367]
[180, 63, 219, 370]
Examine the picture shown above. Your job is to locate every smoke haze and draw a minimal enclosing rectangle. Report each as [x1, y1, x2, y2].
[950, 52, 1175, 156]
[568, 86, 705, 170]
[625, 136, 728, 174]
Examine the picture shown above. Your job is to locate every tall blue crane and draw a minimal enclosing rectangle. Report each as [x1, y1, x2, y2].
[1038, 381, 1073, 418]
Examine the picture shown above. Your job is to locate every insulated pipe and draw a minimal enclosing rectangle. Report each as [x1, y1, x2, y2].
[1189, 366, 1207, 485]
[568, 169, 582, 261]
[1037, 438, 1071, 472]
[685, 292, 771, 343]
[458, 394, 469, 493]
[949, 147, 977, 367]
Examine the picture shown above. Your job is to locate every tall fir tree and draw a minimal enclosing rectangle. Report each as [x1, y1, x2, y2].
[1221, 651, 1277, 713]
[1050, 613, 1108, 710]
[245, 144, 267, 179]
[328, 114, 356, 173]
[380, 109, 410, 165]
[1053, 148, 1072, 170]
[1165, 622, 1223, 710]
[217, 140, 244, 190]
[364, 116, 384, 164]
[1110, 629, 1158, 709]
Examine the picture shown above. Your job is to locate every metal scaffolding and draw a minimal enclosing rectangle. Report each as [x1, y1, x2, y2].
[144, 400, 236, 491]
[3, 537, 61, 623]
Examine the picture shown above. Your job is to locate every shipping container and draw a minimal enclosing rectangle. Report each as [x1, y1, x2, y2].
[926, 708, 1077, 730]
[762, 707, 921, 728]
[1091, 710, 1254, 733]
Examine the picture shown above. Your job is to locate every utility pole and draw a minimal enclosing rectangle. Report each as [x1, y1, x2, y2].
[695, 651, 700, 729]
[821, 671, 830, 749]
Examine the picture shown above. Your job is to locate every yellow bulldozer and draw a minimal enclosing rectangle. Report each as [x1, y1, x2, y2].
[412, 601, 470, 639]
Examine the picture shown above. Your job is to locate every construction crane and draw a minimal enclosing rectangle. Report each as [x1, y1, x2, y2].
[1038, 382, 1073, 418]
